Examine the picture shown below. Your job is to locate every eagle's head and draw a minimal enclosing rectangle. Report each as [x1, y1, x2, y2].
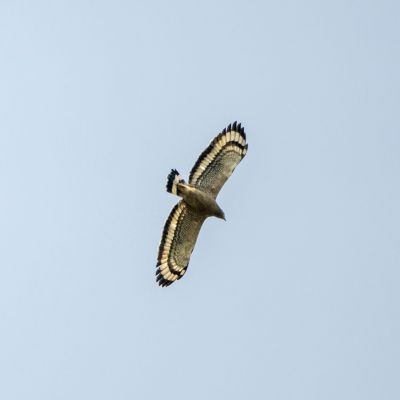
[215, 206, 226, 221]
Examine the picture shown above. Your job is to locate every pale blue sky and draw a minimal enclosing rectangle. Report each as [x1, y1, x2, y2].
[1, 1, 399, 399]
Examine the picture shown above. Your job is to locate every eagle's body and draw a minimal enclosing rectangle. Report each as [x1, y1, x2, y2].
[156, 122, 248, 287]
[177, 184, 225, 219]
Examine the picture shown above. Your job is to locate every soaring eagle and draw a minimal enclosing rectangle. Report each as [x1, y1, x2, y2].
[156, 122, 248, 287]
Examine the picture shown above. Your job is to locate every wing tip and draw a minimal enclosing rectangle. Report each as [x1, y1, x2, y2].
[224, 121, 246, 142]
[156, 270, 172, 287]
[156, 267, 187, 287]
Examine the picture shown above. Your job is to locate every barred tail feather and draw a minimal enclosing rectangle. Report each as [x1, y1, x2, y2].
[166, 169, 186, 195]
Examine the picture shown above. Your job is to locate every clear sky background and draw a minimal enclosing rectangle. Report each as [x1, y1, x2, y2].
[1, 1, 399, 399]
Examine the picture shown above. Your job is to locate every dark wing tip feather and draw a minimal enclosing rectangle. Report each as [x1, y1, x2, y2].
[240, 126, 246, 141]
[228, 121, 246, 142]
[220, 121, 247, 143]
[155, 269, 174, 287]
[225, 121, 246, 142]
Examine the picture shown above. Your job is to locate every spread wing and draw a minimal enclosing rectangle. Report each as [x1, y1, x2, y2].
[189, 121, 248, 198]
[156, 201, 206, 287]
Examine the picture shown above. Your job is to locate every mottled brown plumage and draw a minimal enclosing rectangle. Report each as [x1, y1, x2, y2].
[156, 122, 248, 287]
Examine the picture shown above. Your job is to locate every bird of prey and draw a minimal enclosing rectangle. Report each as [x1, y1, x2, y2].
[156, 122, 248, 287]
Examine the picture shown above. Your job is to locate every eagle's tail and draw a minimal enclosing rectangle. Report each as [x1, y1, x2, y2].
[166, 169, 186, 196]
